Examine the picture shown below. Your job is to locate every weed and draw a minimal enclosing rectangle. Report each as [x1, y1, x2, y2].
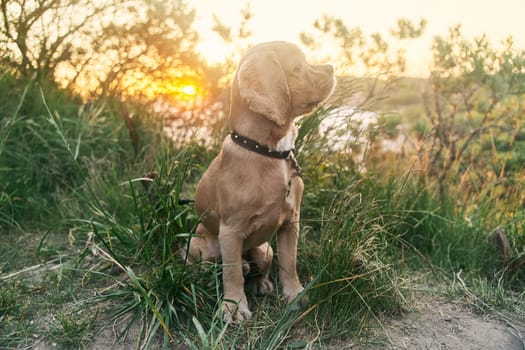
[49, 311, 98, 349]
[0, 280, 36, 348]
[71, 157, 220, 348]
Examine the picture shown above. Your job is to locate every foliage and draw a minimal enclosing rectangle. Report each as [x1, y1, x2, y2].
[0, 280, 35, 348]
[0, 69, 135, 227]
[48, 311, 98, 349]
[422, 25, 525, 209]
[0, 0, 114, 79]
[390, 18, 427, 39]
[210, 3, 255, 76]
[0, 0, 219, 102]
[300, 16, 426, 75]
[79, 162, 221, 349]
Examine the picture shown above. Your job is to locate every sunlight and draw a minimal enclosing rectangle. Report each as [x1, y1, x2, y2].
[163, 80, 205, 107]
[169, 81, 202, 103]
[180, 84, 197, 96]
[194, 24, 230, 64]
[113, 71, 205, 107]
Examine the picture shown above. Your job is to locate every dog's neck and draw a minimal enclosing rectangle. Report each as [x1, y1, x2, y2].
[275, 128, 296, 152]
[229, 107, 296, 151]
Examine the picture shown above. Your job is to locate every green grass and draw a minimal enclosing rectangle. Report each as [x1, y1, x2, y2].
[0, 70, 524, 349]
[49, 311, 98, 349]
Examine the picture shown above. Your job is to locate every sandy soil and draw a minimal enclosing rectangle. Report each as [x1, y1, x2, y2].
[363, 297, 525, 350]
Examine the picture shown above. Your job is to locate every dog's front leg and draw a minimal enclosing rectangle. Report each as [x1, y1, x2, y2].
[219, 223, 252, 322]
[277, 219, 307, 309]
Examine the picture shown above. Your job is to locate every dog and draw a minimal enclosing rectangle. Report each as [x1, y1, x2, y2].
[182, 41, 336, 322]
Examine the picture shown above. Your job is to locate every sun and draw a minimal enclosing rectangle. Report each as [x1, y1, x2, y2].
[166, 80, 204, 106]
[180, 84, 197, 96]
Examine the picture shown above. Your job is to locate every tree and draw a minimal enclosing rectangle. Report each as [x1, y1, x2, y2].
[301, 16, 426, 77]
[0, 0, 208, 102]
[423, 26, 525, 197]
[298, 17, 426, 168]
[0, 0, 114, 79]
[69, 0, 204, 99]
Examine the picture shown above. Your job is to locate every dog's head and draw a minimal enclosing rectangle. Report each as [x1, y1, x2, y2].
[234, 41, 336, 126]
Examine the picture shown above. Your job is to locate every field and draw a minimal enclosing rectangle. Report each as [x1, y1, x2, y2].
[2, 1, 525, 347]
[1, 69, 524, 349]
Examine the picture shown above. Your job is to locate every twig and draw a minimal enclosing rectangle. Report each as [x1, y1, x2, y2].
[0, 257, 62, 280]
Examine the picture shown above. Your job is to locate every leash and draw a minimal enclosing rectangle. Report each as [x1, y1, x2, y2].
[140, 172, 194, 206]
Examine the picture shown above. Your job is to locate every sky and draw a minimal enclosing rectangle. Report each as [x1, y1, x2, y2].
[192, 0, 525, 77]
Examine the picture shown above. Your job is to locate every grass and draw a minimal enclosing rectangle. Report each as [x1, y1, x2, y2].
[0, 70, 524, 349]
[49, 311, 98, 349]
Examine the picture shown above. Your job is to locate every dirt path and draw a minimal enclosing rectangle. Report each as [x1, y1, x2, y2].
[81, 296, 525, 349]
[365, 297, 525, 350]
[23, 271, 523, 350]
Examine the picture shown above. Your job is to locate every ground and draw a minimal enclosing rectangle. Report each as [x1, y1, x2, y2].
[39, 296, 525, 349]
[2, 238, 524, 349]
[363, 296, 525, 350]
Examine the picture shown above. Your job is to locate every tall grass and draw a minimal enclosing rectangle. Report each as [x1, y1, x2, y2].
[300, 187, 407, 339]
[296, 106, 524, 331]
[79, 163, 222, 348]
[0, 73, 134, 228]
[31, 79, 222, 347]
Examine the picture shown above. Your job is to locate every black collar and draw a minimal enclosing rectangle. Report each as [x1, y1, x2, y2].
[230, 131, 292, 159]
[230, 131, 303, 176]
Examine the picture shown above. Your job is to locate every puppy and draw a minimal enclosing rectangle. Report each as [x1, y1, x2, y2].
[183, 41, 335, 322]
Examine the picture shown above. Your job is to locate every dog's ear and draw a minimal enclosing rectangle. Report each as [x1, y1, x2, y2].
[237, 51, 291, 126]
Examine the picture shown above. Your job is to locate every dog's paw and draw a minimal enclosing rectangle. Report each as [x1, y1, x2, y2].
[288, 293, 309, 311]
[221, 300, 252, 323]
[249, 277, 274, 296]
[283, 287, 309, 310]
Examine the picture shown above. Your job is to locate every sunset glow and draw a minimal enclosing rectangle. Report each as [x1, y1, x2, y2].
[45, 0, 525, 100]
[195, 31, 231, 64]
[192, 0, 525, 77]
[180, 84, 197, 96]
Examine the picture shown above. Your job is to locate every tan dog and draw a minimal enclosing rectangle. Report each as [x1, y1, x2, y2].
[184, 41, 335, 322]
